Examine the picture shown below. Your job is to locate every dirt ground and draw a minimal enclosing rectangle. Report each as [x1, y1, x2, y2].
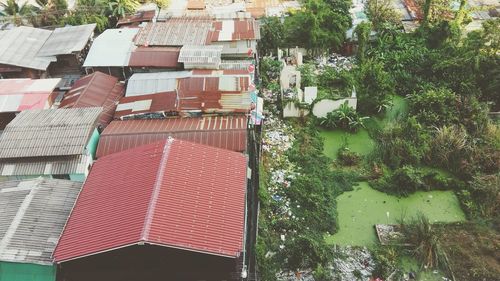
[438, 222, 500, 281]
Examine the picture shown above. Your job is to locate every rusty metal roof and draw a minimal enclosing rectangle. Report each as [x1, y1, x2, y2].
[117, 10, 157, 27]
[124, 71, 254, 113]
[0, 178, 82, 265]
[0, 108, 101, 159]
[114, 92, 177, 119]
[96, 116, 247, 157]
[54, 138, 247, 262]
[59, 72, 124, 128]
[134, 19, 212, 46]
[128, 47, 181, 68]
[210, 18, 260, 42]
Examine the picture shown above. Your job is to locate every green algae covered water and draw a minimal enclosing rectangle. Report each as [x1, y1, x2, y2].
[320, 129, 374, 159]
[326, 182, 466, 246]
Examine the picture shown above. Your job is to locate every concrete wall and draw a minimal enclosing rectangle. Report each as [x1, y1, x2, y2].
[312, 98, 357, 118]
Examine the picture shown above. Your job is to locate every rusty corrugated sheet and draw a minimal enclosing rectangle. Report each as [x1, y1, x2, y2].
[114, 92, 177, 119]
[54, 139, 247, 262]
[134, 20, 212, 46]
[117, 10, 156, 27]
[128, 47, 181, 68]
[59, 72, 124, 128]
[96, 116, 247, 157]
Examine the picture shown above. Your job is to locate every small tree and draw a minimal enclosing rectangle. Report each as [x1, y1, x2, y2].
[355, 59, 394, 115]
[258, 17, 284, 56]
[354, 21, 372, 63]
[365, 0, 401, 29]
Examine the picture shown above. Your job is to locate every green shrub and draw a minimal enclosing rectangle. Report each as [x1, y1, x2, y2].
[355, 59, 395, 115]
[338, 146, 361, 166]
[372, 117, 430, 169]
[370, 165, 461, 196]
[319, 101, 369, 132]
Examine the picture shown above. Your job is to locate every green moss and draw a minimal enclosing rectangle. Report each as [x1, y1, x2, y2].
[320, 129, 374, 159]
[325, 182, 465, 246]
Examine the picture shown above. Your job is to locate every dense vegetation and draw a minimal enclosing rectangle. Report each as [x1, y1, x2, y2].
[259, 0, 352, 56]
[258, 1, 499, 278]
[0, 0, 168, 30]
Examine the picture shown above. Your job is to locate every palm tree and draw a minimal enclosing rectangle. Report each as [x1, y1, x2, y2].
[105, 0, 138, 19]
[1, 0, 37, 16]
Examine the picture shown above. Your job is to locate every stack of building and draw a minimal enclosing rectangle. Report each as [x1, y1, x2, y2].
[0, 10, 261, 281]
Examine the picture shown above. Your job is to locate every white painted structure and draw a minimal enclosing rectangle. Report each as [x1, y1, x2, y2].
[312, 88, 357, 118]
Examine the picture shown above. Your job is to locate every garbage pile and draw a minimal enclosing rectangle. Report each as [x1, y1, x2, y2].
[316, 53, 355, 71]
[332, 246, 376, 281]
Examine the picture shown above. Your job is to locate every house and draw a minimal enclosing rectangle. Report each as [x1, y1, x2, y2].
[58, 72, 125, 129]
[0, 24, 96, 78]
[54, 139, 248, 281]
[0, 107, 102, 182]
[96, 116, 248, 158]
[82, 28, 139, 79]
[0, 178, 82, 281]
[128, 47, 182, 71]
[0, 78, 61, 127]
[134, 16, 260, 58]
[116, 70, 255, 118]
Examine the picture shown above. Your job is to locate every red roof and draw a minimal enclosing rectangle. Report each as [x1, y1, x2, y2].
[128, 47, 181, 68]
[96, 116, 248, 158]
[59, 72, 124, 128]
[114, 92, 177, 119]
[54, 139, 247, 262]
[177, 76, 252, 113]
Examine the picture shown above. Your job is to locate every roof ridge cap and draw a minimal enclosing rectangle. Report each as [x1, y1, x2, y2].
[140, 137, 174, 242]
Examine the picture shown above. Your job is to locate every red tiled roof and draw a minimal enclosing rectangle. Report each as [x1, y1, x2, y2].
[96, 116, 248, 158]
[54, 138, 247, 262]
[114, 92, 177, 119]
[128, 47, 181, 68]
[59, 72, 124, 128]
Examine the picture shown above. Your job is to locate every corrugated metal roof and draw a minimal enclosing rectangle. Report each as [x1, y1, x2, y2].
[96, 116, 247, 157]
[177, 75, 252, 112]
[59, 72, 124, 128]
[117, 10, 156, 27]
[0, 26, 56, 71]
[210, 18, 260, 42]
[0, 155, 90, 176]
[114, 92, 177, 119]
[125, 71, 190, 96]
[128, 47, 181, 68]
[0, 108, 101, 159]
[124, 71, 254, 113]
[37, 24, 96, 57]
[54, 138, 247, 262]
[0, 178, 82, 265]
[134, 19, 212, 46]
[83, 29, 139, 67]
[0, 78, 61, 112]
[178, 45, 222, 68]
